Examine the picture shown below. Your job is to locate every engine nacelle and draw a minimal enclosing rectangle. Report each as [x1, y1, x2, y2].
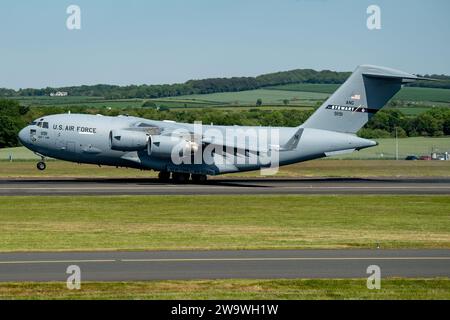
[110, 130, 149, 151]
[148, 135, 199, 159]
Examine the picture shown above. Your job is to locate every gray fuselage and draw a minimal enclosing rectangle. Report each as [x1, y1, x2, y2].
[18, 113, 376, 175]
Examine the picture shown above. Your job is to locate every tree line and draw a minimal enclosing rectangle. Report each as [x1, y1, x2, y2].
[1, 98, 450, 149]
[409, 75, 450, 90]
[0, 100, 28, 148]
[0, 69, 354, 99]
[1, 69, 449, 101]
[360, 107, 450, 138]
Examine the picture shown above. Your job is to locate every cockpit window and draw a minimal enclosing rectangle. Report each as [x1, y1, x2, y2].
[35, 122, 48, 128]
[31, 120, 48, 128]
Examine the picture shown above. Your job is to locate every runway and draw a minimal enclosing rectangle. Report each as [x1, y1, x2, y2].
[1, 177, 450, 196]
[0, 249, 448, 282]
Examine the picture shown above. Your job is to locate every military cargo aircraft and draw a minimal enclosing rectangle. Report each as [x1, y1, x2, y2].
[18, 65, 432, 183]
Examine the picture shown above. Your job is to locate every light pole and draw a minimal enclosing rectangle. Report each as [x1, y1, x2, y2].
[395, 127, 399, 161]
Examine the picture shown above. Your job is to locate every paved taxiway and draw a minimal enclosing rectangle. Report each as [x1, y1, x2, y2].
[1, 177, 450, 196]
[0, 250, 448, 282]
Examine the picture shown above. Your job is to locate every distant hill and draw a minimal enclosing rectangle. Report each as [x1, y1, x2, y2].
[1, 69, 449, 99]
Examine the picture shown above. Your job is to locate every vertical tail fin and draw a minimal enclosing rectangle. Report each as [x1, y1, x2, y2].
[302, 65, 429, 134]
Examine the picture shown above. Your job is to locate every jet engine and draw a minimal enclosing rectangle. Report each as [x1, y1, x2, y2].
[110, 130, 149, 151]
[148, 135, 199, 159]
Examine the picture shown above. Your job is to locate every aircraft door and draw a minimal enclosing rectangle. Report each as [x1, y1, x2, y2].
[67, 141, 76, 153]
[55, 132, 66, 151]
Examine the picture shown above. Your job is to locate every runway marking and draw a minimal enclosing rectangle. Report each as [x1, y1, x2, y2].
[0, 257, 450, 265]
[0, 257, 449, 265]
[0, 259, 116, 265]
[120, 257, 450, 262]
[2, 186, 450, 191]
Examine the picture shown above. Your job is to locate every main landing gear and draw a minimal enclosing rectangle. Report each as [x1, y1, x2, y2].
[158, 171, 208, 184]
[172, 172, 190, 184]
[158, 171, 171, 182]
[191, 174, 208, 183]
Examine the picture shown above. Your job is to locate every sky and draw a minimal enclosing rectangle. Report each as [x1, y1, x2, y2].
[0, 0, 449, 89]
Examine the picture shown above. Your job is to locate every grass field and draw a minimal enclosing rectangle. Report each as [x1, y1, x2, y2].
[0, 279, 448, 300]
[1, 159, 450, 178]
[12, 90, 328, 109]
[332, 136, 450, 159]
[168, 105, 315, 112]
[267, 83, 341, 94]
[228, 160, 450, 178]
[0, 147, 40, 160]
[0, 195, 449, 252]
[267, 84, 450, 104]
[165, 89, 328, 106]
[12, 96, 105, 106]
[10, 83, 450, 113]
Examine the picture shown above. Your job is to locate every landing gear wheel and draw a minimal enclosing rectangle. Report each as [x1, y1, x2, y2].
[158, 171, 171, 182]
[191, 174, 207, 184]
[172, 172, 190, 184]
[37, 161, 46, 171]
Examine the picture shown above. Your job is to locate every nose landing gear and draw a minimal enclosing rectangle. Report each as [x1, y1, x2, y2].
[36, 155, 47, 171]
[37, 161, 46, 171]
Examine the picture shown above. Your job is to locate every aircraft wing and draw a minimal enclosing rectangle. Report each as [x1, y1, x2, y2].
[128, 120, 301, 156]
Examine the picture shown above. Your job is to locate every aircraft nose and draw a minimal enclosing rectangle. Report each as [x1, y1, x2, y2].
[18, 127, 29, 145]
